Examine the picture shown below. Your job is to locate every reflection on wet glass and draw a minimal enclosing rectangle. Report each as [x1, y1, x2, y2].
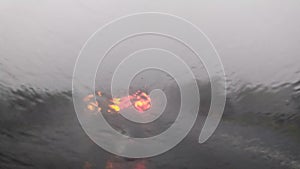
[105, 158, 147, 169]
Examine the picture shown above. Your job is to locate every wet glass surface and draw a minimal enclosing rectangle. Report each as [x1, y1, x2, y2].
[0, 1, 300, 168]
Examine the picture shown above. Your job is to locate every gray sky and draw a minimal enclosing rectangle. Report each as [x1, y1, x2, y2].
[0, 0, 299, 91]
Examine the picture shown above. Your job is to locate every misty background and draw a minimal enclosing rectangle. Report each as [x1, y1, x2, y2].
[0, 0, 300, 169]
